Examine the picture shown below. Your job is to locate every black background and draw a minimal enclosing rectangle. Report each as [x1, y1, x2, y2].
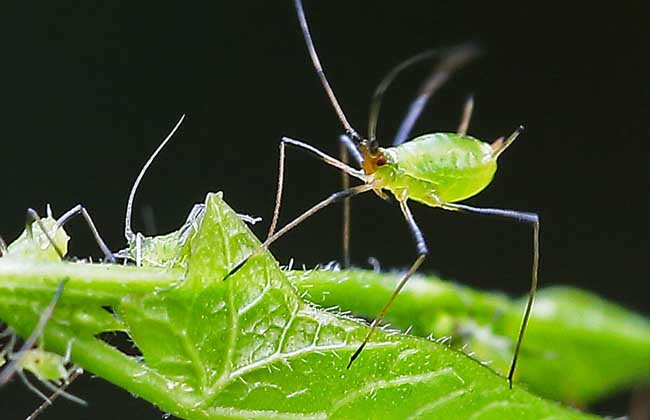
[1, 1, 648, 418]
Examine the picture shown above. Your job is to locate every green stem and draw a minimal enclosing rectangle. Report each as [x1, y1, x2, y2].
[0, 260, 179, 304]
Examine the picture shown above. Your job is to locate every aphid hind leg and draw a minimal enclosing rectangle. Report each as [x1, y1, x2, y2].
[267, 136, 366, 240]
[348, 198, 428, 368]
[56, 205, 116, 263]
[25, 209, 65, 259]
[457, 94, 474, 136]
[443, 202, 539, 388]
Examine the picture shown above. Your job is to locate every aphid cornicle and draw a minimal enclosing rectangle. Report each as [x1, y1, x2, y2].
[233, 0, 540, 388]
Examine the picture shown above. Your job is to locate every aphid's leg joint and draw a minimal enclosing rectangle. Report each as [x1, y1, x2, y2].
[56, 204, 115, 263]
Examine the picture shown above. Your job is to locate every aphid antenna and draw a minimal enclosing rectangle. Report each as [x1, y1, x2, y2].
[124, 114, 186, 244]
[293, 0, 361, 142]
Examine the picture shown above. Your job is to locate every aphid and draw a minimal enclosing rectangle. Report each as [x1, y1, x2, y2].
[2, 205, 113, 263]
[117, 114, 261, 267]
[0, 281, 85, 406]
[118, 114, 193, 267]
[259, 0, 540, 387]
[0, 205, 110, 409]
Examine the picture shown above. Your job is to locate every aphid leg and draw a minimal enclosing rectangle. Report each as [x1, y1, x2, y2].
[337, 135, 364, 269]
[0, 325, 14, 339]
[267, 136, 366, 243]
[263, 184, 372, 251]
[348, 199, 427, 368]
[442, 202, 539, 388]
[457, 95, 475, 136]
[37, 374, 86, 405]
[340, 140, 351, 268]
[1, 328, 16, 363]
[56, 205, 116, 263]
[0, 280, 67, 386]
[282, 137, 365, 181]
[25, 367, 84, 420]
[25, 209, 64, 259]
[227, 184, 372, 279]
[136, 232, 143, 267]
[266, 138, 286, 240]
[17, 370, 52, 404]
[367, 257, 381, 273]
[0, 234, 7, 256]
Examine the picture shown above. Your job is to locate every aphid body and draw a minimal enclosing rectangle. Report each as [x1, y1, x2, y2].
[4, 214, 70, 262]
[366, 133, 504, 205]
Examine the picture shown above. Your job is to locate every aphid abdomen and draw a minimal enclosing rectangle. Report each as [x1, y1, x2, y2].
[385, 133, 498, 204]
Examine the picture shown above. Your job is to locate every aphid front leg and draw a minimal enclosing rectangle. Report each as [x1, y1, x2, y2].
[266, 136, 366, 241]
[348, 197, 428, 368]
[227, 183, 373, 280]
[56, 204, 115, 263]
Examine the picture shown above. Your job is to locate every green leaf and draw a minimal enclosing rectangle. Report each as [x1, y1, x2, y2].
[289, 269, 650, 406]
[0, 193, 597, 419]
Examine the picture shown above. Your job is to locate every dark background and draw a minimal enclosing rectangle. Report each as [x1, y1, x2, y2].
[1, 1, 648, 418]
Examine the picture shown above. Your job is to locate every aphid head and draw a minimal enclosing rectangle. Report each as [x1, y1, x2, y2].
[358, 139, 388, 175]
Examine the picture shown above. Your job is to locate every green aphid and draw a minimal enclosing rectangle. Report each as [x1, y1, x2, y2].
[20, 348, 68, 383]
[3, 209, 69, 262]
[256, 0, 541, 388]
[116, 115, 261, 268]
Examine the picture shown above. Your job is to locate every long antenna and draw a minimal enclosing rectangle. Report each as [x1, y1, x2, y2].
[124, 115, 186, 242]
[294, 0, 360, 141]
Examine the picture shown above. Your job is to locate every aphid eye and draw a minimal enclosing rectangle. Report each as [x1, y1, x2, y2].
[376, 156, 387, 166]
